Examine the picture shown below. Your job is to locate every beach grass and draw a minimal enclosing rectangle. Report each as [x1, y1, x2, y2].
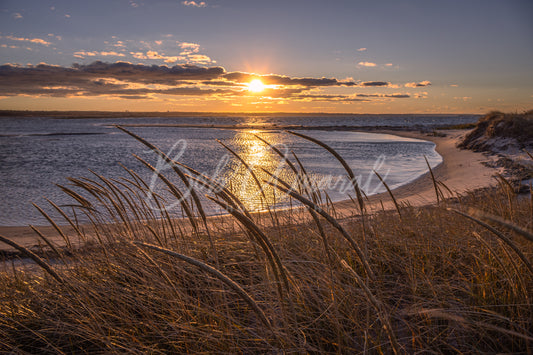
[1, 118, 532, 353]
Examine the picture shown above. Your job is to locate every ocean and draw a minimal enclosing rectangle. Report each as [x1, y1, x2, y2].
[0, 114, 478, 226]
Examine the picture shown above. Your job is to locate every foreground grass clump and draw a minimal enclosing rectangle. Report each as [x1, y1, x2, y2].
[1, 128, 532, 353]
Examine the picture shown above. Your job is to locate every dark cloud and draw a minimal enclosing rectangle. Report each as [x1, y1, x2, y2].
[0, 61, 225, 88]
[119, 95, 152, 100]
[260, 75, 356, 87]
[200, 80, 242, 86]
[356, 93, 410, 98]
[387, 94, 410, 98]
[360, 81, 390, 87]
[72, 61, 225, 82]
[291, 94, 370, 102]
[0, 61, 414, 102]
[158, 87, 233, 96]
[223, 72, 357, 87]
[0, 62, 228, 97]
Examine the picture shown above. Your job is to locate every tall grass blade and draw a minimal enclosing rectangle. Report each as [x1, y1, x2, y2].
[264, 177, 375, 280]
[32, 203, 72, 249]
[287, 130, 366, 214]
[45, 198, 85, 241]
[115, 125, 219, 265]
[374, 170, 402, 219]
[205, 195, 291, 299]
[449, 208, 533, 275]
[340, 259, 400, 354]
[216, 139, 268, 204]
[134, 242, 276, 336]
[0, 234, 64, 284]
[133, 154, 199, 233]
[29, 225, 64, 259]
[468, 208, 533, 243]
[424, 155, 441, 204]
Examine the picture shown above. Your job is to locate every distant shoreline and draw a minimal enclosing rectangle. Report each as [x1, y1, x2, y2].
[0, 110, 480, 119]
[104, 123, 447, 131]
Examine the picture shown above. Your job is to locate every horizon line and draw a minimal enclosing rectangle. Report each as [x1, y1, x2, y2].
[0, 109, 485, 117]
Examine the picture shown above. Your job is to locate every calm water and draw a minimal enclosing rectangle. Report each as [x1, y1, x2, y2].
[0, 114, 477, 226]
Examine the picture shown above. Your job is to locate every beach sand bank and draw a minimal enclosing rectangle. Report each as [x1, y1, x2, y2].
[0, 129, 501, 253]
[352, 129, 500, 210]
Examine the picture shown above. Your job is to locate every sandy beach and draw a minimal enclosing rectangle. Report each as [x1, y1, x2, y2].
[0, 128, 501, 253]
[359, 129, 500, 209]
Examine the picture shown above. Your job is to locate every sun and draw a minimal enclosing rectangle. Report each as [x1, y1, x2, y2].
[247, 79, 265, 93]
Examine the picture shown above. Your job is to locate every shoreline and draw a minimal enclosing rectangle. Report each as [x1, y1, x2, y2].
[0, 110, 480, 119]
[343, 129, 500, 211]
[0, 128, 501, 253]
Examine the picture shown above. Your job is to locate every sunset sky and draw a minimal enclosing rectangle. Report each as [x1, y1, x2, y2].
[0, 0, 532, 113]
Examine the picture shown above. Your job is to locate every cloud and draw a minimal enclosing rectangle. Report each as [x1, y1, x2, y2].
[65, 14, 71, 18]
[358, 61, 377, 67]
[74, 51, 96, 58]
[289, 94, 369, 102]
[71, 37, 211, 66]
[357, 62, 398, 70]
[187, 54, 213, 64]
[355, 93, 410, 98]
[74, 51, 126, 59]
[0, 62, 225, 91]
[0, 35, 51, 46]
[0, 61, 418, 103]
[128, 47, 208, 64]
[100, 51, 125, 57]
[146, 50, 164, 59]
[285, 93, 410, 102]
[222, 73, 359, 88]
[0, 62, 233, 100]
[360, 81, 390, 87]
[120, 95, 149, 100]
[12, 13, 23, 19]
[179, 42, 200, 53]
[163, 56, 180, 63]
[182, 1, 207, 7]
[405, 80, 431, 88]
[130, 51, 184, 63]
[357, 48, 367, 52]
[131, 52, 147, 60]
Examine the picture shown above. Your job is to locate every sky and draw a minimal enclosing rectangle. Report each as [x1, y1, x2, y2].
[0, 0, 532, 113]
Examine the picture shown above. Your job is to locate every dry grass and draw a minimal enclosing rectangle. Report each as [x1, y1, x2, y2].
[1, 125, 532, 354]
[460, 109, 533, 151]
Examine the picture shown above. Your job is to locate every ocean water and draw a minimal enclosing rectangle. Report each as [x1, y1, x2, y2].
[0, 114, 478, 226]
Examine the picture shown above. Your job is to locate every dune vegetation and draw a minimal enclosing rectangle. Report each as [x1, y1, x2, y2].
[1, 114, 532, 353]
[460, 109, 533, 152]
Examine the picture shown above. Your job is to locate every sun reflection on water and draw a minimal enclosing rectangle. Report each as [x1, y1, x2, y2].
[223, 130, 295, 211]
